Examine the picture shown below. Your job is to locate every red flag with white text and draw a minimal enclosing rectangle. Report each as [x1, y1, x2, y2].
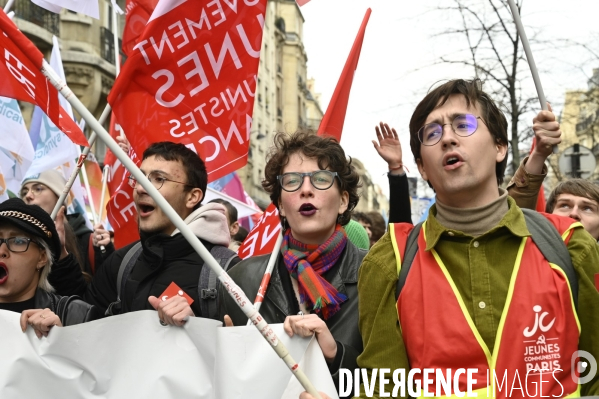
[0, 11, 89, 147]
[105, 114, 140, 249]
[108, 0, 266, 183]
[237, 203, 281, 260]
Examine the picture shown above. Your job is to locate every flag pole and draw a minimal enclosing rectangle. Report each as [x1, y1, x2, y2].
[39, 60, 323, 399]
[246, 231, 283, 326]
[506, 0, 557, 154]
[50, 105, 111, 220]
[81, 151, 99, 224]
[99, 165, 110, 223]
[109, 2, 127, 140]
[3, 0, 14, 13]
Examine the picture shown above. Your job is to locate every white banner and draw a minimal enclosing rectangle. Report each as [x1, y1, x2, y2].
[0, 310, 339, 399]
[32, 0, 100, 19]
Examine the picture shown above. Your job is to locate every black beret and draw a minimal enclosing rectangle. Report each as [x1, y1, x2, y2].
[0, 198, 61, 260]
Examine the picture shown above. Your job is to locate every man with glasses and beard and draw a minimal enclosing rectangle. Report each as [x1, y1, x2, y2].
[48, 142, 237, 325]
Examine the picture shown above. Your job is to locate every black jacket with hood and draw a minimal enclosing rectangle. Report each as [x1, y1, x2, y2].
[51, 203, 235, 317]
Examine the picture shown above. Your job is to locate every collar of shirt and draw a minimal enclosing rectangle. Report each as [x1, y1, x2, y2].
[424, 196, 531, 251]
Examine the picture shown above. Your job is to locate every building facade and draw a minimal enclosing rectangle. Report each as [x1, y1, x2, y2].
[238, 0, 323, 209]
[546, 68, 599, 186]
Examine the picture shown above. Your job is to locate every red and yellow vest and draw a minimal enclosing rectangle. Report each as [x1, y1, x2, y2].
[391, 214, 582, 398]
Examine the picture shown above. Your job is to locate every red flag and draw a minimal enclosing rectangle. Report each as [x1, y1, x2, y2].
[105, 114, 141, 248]
[529, 138, 547, 212]
[295, 0, 311, 6]
[317, 8, 371, 141]
[108, 0, 267, 183]
[122, 0, 158, 57]
[0, 11, 89, 147]
[237, 203, 281, 260]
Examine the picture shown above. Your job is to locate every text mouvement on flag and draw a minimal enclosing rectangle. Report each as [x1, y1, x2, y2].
[108, 0, 267, 182]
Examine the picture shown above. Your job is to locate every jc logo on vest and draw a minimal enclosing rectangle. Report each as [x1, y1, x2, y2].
[522, 305, 561, 373]
[524, 305, 556, 337]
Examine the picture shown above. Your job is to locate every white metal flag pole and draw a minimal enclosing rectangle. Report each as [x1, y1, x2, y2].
[39, 60, 323, 399]
[3, 0, 15, 13]
[507, 0, 558, 154]
[50, 105, 111, 220]
[111, 0, 123, 77]
[247, 231, 284, 326]
[80, 151, 99, 224]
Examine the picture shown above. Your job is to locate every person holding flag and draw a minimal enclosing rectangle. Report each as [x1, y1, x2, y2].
[345, 79, 599, 398]
[220, 131, 365, 397]
[505, 109, 599, 241]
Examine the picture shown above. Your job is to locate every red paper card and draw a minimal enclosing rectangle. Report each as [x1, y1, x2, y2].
[160, 282, 194, 306]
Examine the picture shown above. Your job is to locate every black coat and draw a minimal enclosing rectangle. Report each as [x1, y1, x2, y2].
[34, 288, 100, 326]
[50, 233, 237, 318]
[219, 242, 366, 397]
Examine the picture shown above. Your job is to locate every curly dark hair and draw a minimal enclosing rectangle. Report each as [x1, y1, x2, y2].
[262, 131, 360, 226]
[409, 79, 509, 186]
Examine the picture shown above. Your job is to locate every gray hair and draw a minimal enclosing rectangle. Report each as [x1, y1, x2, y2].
[36, 239, 54, 293]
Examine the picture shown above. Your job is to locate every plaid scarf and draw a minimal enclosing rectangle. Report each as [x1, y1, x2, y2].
[281, 225, 348, 320]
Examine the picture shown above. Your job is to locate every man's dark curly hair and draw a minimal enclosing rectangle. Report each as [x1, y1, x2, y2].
[409, 79, 509, 185]
[262, 131, 360, 226]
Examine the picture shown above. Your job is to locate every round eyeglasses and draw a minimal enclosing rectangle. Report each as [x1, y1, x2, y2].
[277, 170, 339, 192]
[0, 237, 39, 253]
[19, 184, 47, 198]
[128, 172, 192, 191]
[418, 114, 485, 146]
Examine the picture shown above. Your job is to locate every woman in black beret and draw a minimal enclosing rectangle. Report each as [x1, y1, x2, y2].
[0, 198, 99, 338]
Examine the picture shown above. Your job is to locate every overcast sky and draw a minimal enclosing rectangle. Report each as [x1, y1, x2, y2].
[301, 0, 599, 196]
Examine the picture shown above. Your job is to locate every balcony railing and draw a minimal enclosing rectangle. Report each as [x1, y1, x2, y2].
[7, 0, 60, 36]
[100, 26, 125, 66]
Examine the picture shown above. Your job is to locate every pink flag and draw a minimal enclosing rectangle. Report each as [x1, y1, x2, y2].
[295, 0, 311, 6]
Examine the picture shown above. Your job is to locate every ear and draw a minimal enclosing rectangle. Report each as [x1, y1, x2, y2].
[416, 158, 428, 181]
[278, 198, 286, 218]
[37, 248, 48, 270]
[496, 143, 508, 163]
[338, 190, 349, 216]
[229, 221, 240, 236]
[185, 188, 203, 210]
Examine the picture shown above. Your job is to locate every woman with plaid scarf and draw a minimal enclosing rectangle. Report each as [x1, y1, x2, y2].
[220, 131, 366, 398]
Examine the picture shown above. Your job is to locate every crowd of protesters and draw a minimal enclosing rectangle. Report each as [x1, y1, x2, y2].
[3, 78, 599, 398]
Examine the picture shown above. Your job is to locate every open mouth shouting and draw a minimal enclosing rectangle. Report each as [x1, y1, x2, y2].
[137, 202, 156, 218]
[443, 152, 464, 170]
[299, 203, 317, 216]
[0, 264, 8, 285]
